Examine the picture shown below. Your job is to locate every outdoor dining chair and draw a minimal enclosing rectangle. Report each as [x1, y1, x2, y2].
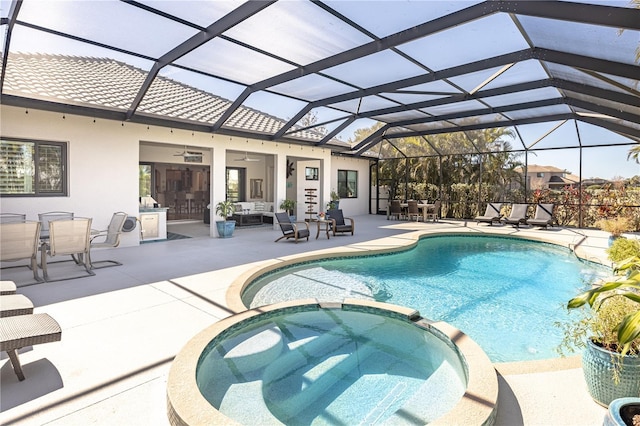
[40, 217, 94, 282]
[38, 211, 74, 240]
[0, 213, 26, 223]
[407, 201, 421, 221]
[0, 221, 43, 282]
[388, 200, 403, 220]
[87, 212, 128, 269]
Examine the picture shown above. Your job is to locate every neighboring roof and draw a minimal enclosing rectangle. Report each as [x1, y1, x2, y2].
[0, 1, 638, 157]
[518, 165, 570, 174]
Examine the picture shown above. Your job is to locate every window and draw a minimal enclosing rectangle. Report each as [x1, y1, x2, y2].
[337, 170, 357, 198]
[536, 172, 544, 178]
[0, 138, 67, 196]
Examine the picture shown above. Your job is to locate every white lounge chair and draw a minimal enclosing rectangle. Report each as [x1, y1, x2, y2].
[526, 204, 555, 228]
[501, 204, 529, 228]
[475, 203, 503, 225]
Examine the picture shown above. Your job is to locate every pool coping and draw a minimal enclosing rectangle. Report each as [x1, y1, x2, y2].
[166, 299, 499, 426]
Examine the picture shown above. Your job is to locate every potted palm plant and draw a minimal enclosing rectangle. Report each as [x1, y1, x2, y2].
[279, 199, 296, 222]
[564, 256, 640, 407]
[215, 200, 236, 238]
[328, 190, 340, 210]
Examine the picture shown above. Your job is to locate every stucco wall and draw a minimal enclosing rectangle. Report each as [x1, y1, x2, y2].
[1, 105, 371, 245]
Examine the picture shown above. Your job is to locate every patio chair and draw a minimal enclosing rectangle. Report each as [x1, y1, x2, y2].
[526, 203, 555, 228]
[475, 203, 503, 226]
[1, 313, 62, 381]
[40, 217, 95, 282]
[326, 209, 355, 236]
[426, 200, 441, 222]
[0, 294, 34, 317]
[388, 200, 403, 220]
[38, 211, 74, 240]
[0, 213, 26, 223]
[274, 212, 310, 243]
[501, 203, 529, 228]
[0, 281, 17, 295]
[407, 201, 421, 221]
[0, 221, 43, 282]
[87, 212, 127, 269]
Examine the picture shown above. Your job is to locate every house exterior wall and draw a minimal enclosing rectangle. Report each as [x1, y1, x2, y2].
[1, 105, 371, 245]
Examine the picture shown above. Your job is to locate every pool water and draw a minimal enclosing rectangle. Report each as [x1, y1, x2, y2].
[196, 308, 467, 425]
[243, 236, 609, 362]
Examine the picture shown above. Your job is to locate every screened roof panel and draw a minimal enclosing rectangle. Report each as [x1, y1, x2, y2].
[135, 0, 238, 28]
[397, 13, 529, 71]
[158, 66, 246, 102]
[523, 120, 580, 149]
[222, 1, 373, 66]
[482, 87, 562, 108]
[1, 0, 637, 154]
[504, 104, 573, 121]
[329, 95, 400, 114]
[17, 0, 197, 59]
[576, 121, 639, 146]
[174, 38, 296, 85]
[322, 50, 426, 88]
[325, 0, 480, 39]
[269, 74, 355, 102]
[544, 62, 635, 94]
[519, 16, 640, 66]
[480, 60, 550, 91]
[515, 121, 571, 148]
[421, 99, 487, 116]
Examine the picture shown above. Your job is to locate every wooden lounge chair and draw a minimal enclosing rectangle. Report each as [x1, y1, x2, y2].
[501, 204, 529, 228]
[526, 203, 555, 228]
[1, 313, 62, 381]
[0, 294, 34, 317]
[475, 203, 503, 225]
[274, 212, 310, 243]
[326, 209, 355, 236]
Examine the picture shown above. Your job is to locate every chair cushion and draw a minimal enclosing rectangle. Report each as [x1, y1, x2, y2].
[297, 229, 310, 238]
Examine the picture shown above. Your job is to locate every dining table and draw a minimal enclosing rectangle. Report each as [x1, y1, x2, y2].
[386, 202, 436, 221]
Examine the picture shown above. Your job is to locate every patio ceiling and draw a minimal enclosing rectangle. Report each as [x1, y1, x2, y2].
[1, 0, 639, 158]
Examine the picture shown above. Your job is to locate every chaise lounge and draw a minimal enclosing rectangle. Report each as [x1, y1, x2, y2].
[501, 204, 529, 228]
[1, 313, 62, 381]
[526, 203, 555, 228]
[475, 203, 503, 225]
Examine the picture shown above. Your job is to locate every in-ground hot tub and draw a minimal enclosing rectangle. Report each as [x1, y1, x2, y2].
[167, 300, 498, 425]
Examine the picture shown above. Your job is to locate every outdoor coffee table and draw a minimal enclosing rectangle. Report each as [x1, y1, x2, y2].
[316, 219, 331, 239]
[232, 213, 263, 226]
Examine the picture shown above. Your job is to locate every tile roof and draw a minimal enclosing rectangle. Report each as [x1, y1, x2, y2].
[3, 53, 330, 143]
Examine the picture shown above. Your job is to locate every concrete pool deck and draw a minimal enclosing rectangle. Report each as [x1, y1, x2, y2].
[0, 215, 624, 425]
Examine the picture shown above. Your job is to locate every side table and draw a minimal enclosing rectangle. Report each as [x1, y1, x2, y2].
[316, 219, 331, 239]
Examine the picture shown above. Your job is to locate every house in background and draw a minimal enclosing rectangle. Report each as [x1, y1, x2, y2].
[516, 165, 581, 190]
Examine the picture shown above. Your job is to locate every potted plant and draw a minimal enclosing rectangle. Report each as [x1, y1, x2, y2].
[328, 190, 340, 210]
[215, 200, 236, 238]
[596, 217, 633, 246]
[563, 256, 640, 406]
[279, 199, 296, 222]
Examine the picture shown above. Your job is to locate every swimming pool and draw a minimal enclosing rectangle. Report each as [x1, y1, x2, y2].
[241, 235, 609, 362]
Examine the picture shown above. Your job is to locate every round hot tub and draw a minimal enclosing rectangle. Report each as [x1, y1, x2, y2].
[167, 300, 497, 425]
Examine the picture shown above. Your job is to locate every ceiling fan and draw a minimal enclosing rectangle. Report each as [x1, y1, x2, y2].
[173, 146, 202, 158]
[235, 152, 261, 162]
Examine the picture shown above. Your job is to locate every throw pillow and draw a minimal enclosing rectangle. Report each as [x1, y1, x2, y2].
[254, 201, 265, 212]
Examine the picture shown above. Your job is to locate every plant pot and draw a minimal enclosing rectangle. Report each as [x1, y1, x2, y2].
[582, 339, 640, 407]
[604, 398, 640, 426]
[289, 215, 296, 223]
[215, 220, 236, 238]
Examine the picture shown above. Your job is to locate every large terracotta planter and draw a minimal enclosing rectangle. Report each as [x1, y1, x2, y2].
[582, 339, 640, 407]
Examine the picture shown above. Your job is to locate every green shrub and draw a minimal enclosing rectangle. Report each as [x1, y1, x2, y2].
[606, 238, 640, 262]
